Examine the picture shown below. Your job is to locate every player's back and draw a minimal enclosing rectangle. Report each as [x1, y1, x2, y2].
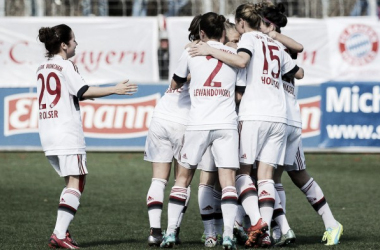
[36, 55, 86, 155]
[153, 82, 190, 125]
[187, 41, 240, 130]
[238, 31, 293, 124]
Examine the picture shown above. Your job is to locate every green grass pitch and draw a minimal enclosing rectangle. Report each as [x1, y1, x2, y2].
[1, 152, 380, 249]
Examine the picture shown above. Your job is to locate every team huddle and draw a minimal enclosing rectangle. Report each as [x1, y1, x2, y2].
[36, 1, 343, 250]
[144, 2, 343, 250]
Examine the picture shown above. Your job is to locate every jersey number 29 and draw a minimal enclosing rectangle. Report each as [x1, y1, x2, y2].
[37, 72, 61, 110]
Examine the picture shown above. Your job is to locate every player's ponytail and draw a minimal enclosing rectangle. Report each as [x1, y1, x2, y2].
[199, 12, 226, 41]
[38, 24, 72, 58]
[259, 3, 288, 32]
[188, 14, 202, 41]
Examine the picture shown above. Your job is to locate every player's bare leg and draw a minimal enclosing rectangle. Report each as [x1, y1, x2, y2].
[49, 175, 84, 249]
[147, 162, 171, 246]
[218, 168, 238, 250]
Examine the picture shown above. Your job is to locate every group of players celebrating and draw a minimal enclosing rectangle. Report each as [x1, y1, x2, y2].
[144, 2, 343, 249]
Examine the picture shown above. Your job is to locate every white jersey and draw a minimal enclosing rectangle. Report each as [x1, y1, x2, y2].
[174, 40, 245, 130]
[36, 55, 88, 156]
[276, 42, 302, 128]
[152, 83, 190, 125]
[237, 31, 297, 124]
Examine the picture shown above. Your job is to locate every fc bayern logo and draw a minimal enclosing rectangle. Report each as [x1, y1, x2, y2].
[339, 24, 378, 66]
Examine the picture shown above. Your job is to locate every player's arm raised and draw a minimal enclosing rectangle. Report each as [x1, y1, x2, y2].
[189, 41, 250, 69]
[81, 80, 138, 99]
[268, 31, 303, 53]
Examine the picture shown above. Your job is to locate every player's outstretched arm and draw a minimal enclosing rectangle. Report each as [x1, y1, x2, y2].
[188, 41, 249, 69]
[82, 80, 138, 99]
[268, 31, 303, 53]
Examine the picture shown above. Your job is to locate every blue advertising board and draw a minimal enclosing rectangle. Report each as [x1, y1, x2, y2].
[320, 82, 380, 148]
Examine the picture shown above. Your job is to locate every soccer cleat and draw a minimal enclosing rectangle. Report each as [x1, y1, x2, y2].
[321, 222, 343, 246]
[160, 232, 176, 248]
[48, 234, 79, 249]
[222, 236, 237, 250]
[273, 229, 296, 247]
[233, 222, 248, 245]
[148, 228, 163, 247]
[245, 218, 268, 248]
[271, 224, 281, 242]
[66, 230, 78, 246]
[201, 233, 206, 243]
[257, 232, 272, 248]
[204, 236, 218, 247]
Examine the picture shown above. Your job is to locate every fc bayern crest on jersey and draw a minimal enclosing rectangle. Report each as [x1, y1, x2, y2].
[339, 24, 379, 66]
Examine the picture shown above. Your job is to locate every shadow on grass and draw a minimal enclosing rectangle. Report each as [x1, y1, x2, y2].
[79, 238, 138, 247]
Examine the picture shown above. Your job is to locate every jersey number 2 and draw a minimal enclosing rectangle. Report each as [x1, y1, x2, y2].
[37, 72, 61, 110]
[203, 56, 222, 87]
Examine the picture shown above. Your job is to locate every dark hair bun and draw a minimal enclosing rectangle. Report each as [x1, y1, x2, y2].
[217, 14, 226, 25]
[38, 27, 53, 43]
[276, 3, 286, 14]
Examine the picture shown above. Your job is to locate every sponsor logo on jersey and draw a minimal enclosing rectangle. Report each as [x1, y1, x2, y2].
[339, 24, 379, 66]
[4, 93, 160, 138]
[298, 96, 321, 138]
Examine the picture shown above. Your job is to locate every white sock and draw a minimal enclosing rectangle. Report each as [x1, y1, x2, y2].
[167, 186, 188, 234]
[236, 174, 260, 226]
[275, 183, 286, 213]
[221, 186, 238, 239]
[258, 179, 275, 231]
[177, 186, 191, 228]
[273, 189, 290, 234]
[54, 188, 81, 239]
[235, 204, 245, 226]
[301, 178, 338, 229]
[198, 184, 215, 238]
[147, 178, 167, 229]
[213, 189, 223, 236]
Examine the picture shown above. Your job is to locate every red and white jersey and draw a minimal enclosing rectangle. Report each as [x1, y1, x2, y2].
[276, 42, 302, 128]
[174, 41, 245, 130]
[36, 55, 88, 156]
[237, 31, 296, 124]
[152, 83, 190, 125]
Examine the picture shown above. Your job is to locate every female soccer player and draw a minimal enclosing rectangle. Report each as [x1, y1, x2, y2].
[161, 12, 245, 250]
[189, 3, 304, 248]
[143, 15, 202, 247]
[37, 24, 137, 249]
[257, 3, 343, 246]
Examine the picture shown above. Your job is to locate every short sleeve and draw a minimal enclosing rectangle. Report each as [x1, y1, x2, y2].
[63, 61, 88, 97]
[237, 33, 255, 57]
[173, 49, 190, 80]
